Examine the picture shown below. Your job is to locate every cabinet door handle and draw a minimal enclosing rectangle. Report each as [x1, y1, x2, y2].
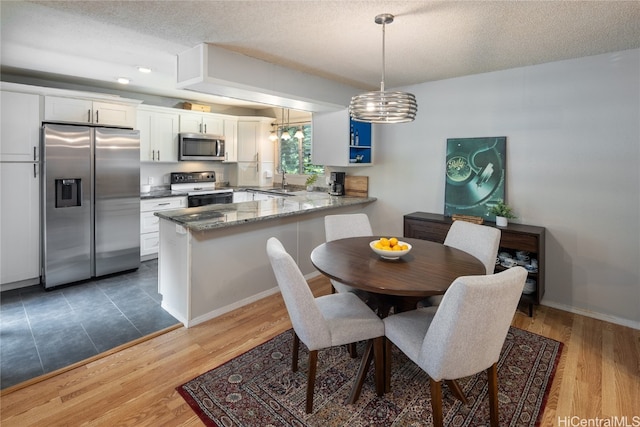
[204, 124, 207, 133]
[88, 109, 91, 123]
[33, 146, 37, 161]
[152, 150, 155, 161]
[33, 163, 37, 178]
[96, 110, 99, 123]
[157, 202, 171, 206]
[157, 150, 160, 161]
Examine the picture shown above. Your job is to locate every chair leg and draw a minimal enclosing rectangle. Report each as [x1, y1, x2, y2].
[430, 378, 444, 427]
[306, 350, 318, 414]
[445, 379, 468, 405]
[488, 363, 499, 427]
[346, 340, 373, 404]
[373, 336, 384, 396]
[384, 337, 392, 393]
[348, 343, 358, 358]
[292, 331, 300, 372]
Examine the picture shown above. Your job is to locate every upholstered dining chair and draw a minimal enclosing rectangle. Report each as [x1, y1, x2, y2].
[266, 237, 385, 413]
[324, 213, 373, 295]
[383, 267, 527, 427]
[425, 220, 501, 307]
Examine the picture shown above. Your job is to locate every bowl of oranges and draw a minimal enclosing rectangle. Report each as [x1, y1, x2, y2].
[370, 237, 412, 260]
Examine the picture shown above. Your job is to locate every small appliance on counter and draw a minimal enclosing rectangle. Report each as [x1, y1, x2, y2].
[329, 171, 346, 196]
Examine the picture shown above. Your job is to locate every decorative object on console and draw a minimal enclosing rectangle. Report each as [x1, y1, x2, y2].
[445, 136, 506, 218]
[349, 14, 418, 124]
[488, 199, 517, 227]
[451, 214, 484, 224]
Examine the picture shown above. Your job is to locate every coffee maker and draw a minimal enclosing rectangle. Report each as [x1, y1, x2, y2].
[329, 172, 346, 196]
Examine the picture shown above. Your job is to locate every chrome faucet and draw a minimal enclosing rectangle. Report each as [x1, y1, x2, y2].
[281, 168, 287, 189]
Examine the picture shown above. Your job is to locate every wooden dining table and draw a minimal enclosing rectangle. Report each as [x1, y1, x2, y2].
[310, 236, 485, 316]
[310, 235, 486, 403]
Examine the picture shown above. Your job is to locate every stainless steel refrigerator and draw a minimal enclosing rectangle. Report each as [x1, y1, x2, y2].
[41, 123, 140, 289]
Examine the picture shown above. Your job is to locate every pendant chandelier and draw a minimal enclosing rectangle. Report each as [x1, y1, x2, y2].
[280, 107, 291, 140]
[349, 13, 417, 124]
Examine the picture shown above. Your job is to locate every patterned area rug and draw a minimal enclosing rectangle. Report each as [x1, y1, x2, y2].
[177, 327, 562, 426]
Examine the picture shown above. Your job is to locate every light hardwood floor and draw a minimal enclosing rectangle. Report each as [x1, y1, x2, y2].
[1, 275, 639, 426]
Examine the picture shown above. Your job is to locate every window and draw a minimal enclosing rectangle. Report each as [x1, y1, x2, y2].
[278, 124, 324, 175]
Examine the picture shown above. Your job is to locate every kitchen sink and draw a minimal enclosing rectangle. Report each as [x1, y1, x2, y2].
[248, 188, 295, 196]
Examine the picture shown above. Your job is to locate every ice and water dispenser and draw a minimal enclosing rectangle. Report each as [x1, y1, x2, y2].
[55, 179, 82, 208]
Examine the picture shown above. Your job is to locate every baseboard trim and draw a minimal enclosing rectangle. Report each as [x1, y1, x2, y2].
[187, 286, 282, 327]
[541, 300, 639, 330]
[1, 277, 40, 292]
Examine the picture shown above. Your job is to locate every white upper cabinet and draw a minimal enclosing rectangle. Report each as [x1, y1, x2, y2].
[312, 109, 373, 167]
[44, 96, 137, 128]
[179, 111, 224, 135]
[236, 118, 274, 187]
[223, 118, 238, 162]
[0, 91, 41, 162]
[137, 106, 180, 162]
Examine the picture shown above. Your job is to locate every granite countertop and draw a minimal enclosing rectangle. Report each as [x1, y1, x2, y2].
[154, 192, 376, 232]
[140, 185, 310, 199]
[140, 189, 189, 199]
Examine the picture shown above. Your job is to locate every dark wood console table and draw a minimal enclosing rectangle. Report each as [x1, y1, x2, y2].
[404, 212, 545, 317]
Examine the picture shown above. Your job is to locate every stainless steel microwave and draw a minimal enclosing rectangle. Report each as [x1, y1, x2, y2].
[178, 133, 225, 161]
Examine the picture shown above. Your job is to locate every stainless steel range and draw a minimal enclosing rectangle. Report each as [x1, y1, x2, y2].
[170, 171, 233, 207]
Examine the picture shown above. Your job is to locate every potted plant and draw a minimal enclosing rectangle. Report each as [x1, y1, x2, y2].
[488, 199, 516, 227]
[305, 174, 318, 191]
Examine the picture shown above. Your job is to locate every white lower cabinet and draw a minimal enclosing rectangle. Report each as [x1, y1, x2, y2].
[1, 162, 40, 286]
[140, 197, 186, 258]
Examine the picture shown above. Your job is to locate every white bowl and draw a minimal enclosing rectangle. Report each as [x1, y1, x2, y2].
[370, 240, 412, 260]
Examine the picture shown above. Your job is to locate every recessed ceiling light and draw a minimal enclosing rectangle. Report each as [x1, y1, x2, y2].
[117, 77, 130, 84]
[136, 66, 152, 73]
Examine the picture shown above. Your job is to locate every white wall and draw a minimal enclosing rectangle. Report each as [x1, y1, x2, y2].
[362, 49, 640, 328]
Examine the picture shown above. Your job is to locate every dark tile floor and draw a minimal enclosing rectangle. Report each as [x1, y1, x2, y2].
[0, 259, 179, 389]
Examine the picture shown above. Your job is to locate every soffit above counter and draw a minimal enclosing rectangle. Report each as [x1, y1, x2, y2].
[177, 44, 359, 113]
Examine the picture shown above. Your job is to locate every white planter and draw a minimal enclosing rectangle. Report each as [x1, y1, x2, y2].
[306, 185, 314, 192]
[495, 216, 508, 227]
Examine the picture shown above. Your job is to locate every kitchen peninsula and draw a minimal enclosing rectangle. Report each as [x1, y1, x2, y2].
[155, 192, 376, 327]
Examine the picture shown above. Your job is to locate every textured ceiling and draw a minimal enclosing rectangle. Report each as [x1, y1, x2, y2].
[2, 1, 639, 109]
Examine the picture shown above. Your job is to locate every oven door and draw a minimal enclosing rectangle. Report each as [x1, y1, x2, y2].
[187, 192, 233, 207]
